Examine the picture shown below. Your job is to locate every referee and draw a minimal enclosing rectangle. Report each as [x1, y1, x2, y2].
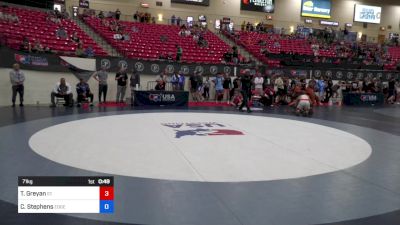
[239, 71, 252, 113]
[9, 63, 25, 107]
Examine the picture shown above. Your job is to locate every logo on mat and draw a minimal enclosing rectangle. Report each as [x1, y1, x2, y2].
[162, 122, 244, 138]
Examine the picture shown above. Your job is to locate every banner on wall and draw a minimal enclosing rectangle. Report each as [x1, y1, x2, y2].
[240, 0, 275, 13]
[96, 57, 235, 76]
[133, 91, 189, 107]
[171, 0, 209, 6]
[79, 0, 90, 8]
[354, 4, 381, 24]
[311, 69, 400, 81]
[301, 0, 331, 19]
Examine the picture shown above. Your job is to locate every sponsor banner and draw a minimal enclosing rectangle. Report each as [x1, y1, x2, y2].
[79, 0, 90, 8]
[265, 68, 309, 78]
[0, 47, 68, 72]
[171, 0, 209, 6]
[354, 4, 381, 24]
[241, 0, 275, 13]
[311, 69, 399, 81]
[133, 90, 189, 107]
[301, 0, 331, 19]
[343, 93, 384, 106]
[97, 57, 235, 76]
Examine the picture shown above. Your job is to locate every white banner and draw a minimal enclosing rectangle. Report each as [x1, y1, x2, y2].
[354, 4, 381, 24]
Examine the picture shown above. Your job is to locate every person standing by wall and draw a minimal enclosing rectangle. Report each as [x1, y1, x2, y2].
[239, 72, 252, 113]
[9, 63, 25, 107]
[176, 45, 182, 62]
[223, 73, 232, 104]
[93, 66, 108, 103]
[115, 67, 128, 103]
[130, 68, 140, 106]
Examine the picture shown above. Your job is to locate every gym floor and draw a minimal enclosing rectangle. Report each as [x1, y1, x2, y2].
[1, 104, 400, 225]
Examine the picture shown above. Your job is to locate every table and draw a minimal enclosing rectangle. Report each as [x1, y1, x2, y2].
[133, 90, 189, 107]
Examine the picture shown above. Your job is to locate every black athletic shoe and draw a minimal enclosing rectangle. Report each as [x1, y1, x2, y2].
[19, 103, 24, 107]
[12, 103, 15, 107]
[247, 108, 252, 113]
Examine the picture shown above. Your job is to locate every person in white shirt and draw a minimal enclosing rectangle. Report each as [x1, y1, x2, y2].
[9, 63, 25, 107]
[50, 78, 73, 107]
[253, 73, 264, 95]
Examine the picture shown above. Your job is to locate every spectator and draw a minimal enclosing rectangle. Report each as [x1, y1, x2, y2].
[76, 78, 94, 107]
[133, 11, 138, 21]
[160, 35, 168, 43]
[176, 45, 182, 62]
[178, 71, 185, 90]
[177, 17, 181, 26]
[84, 45, 95, 57]
[9, 63, 25, 107]
[203, 76, 211, 100]
[93, 66, 109, 103]
[50, 78, 73, 107]
[189, 72, 199, 101]
[98, 11, 104, 19]
[20, 37, 31, 53]
[130, 68, 140, 105]
[151, 16, 156, 24]
[122, 32, 130, 41]
[75, 43, 85, 57]
[223, 74, 232, 103]
[115, 67, 128, 103]
[254, 73, 264, 95]
[213, 73, 224, 102]
[32, 40, 44, 53]
[115, 9, 121, 20]
[61, 8, 69, 19]
[43, 45, 52, 54]
[56, 27, 68, 39]
[171, 72, 180, 91]
[171, 15, 176, 25]
[71, 32, 80, 43]
[239, 72, 252, 112]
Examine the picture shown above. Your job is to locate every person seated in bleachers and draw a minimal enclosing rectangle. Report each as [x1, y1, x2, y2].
[76, 78, 94, 107]
[43, 45, 52, 54]
[84, 45, 95, 57]
[98, 11, 104, 19]
[160, 35, 168, 43]
[9, 13, 19, 23]
[75, 43, 85, 57]
[19, 37, 32, 53]
[50, 78, 73, 107]
[71, 32, 80, 43]
[122, 32, 130, 41]
[61, 8, 69, 19]
[0, 11, 4, 21]
[56, 26, 68, 39]
[32, 40, 44, 53]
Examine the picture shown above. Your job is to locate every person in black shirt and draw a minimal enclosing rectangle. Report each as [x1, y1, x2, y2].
[239, 72, 252, 113]
[189, 72, 199, 101]
[115, 68, 128, 103]
[388, 77, 396, 104]
[223, 74, 232, 103]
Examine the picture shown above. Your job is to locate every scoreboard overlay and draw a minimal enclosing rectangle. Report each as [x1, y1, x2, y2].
[18, 176, 114, 213]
